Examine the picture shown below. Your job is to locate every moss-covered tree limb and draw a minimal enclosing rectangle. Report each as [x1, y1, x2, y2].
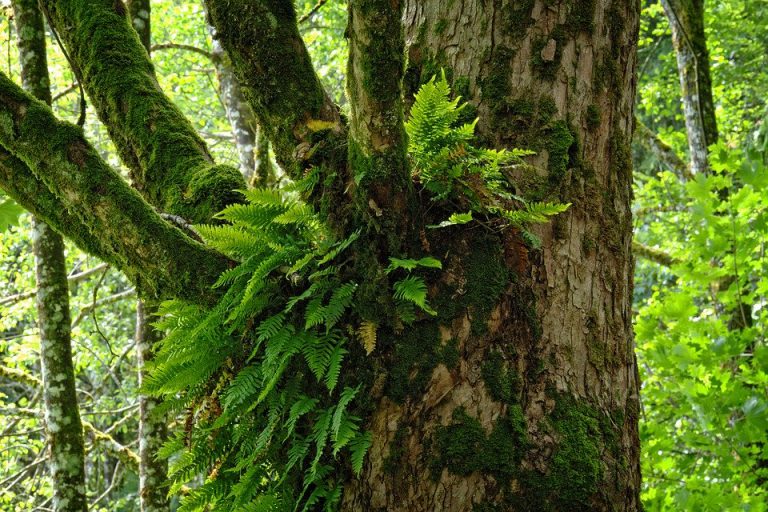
[347, 0, 412, 238]
[38, 0, 245, 223]
[204, 0, 345, 179]
[0, 72, 228, 304]
[632, 241, 680, 267]
[634, 118, 693, 181]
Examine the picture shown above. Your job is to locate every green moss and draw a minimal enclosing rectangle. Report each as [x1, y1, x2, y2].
[434, 18, 448, 34]
[501, 0, 536, 35]
[440, 337, 460, 368]
[430, 405, 528, 481]
[465, 235, 510, 333]
[571, 0, 596, 34]
[546, 120, 575, 182]
[481, 351, 521, 404]
[383, 424, 407, 475]
[43, 0, 246, 223]
[547, 394, 604, 506]
[586, 104, 601, 131]
[385, 321, 442, 402]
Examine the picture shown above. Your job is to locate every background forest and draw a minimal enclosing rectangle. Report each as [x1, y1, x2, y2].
[0, 0, 766, 510]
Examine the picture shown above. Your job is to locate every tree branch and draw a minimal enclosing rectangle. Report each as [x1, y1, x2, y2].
[151, 42, 213, 60]
[347, 0, 412, 234]
[39, 0, 245, 223]
[0, 263, 108, 307]
[0, 72, 228, 304]
[632, 241, 680, 268]
[204, 0, 345, 179]
[634, 118, 693, 181]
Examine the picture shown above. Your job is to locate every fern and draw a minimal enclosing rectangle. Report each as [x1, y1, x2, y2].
[393, 275, 436, 316]
[406, 71, 569, 236]
[149, 188, 370, 512]
[357, 320, 378, 355]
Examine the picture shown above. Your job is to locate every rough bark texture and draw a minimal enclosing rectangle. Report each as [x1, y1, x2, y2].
[341, 1, 641, 510]
[13, 3, 88, 510]
[135, 301, 169, 512]
[660, 0, 717, 174]
[39, 0, 245, 223]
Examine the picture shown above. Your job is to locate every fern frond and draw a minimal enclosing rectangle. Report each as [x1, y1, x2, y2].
[392, 275, 436, 315]
[323, 342, 347, 393]
[357, 320, 378, 355]
[349, 431, 373, 476]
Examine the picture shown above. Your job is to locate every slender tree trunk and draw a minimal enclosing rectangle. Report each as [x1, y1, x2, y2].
[341, 1, 641, 510]
[125, 4, 171, 509]
[135, 301, 169, 512]
[660, 0, 717, 174]
[13, 2, 88, 511]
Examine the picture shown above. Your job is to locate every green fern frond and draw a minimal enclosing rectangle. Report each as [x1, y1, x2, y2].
[393, 275, 436, 315]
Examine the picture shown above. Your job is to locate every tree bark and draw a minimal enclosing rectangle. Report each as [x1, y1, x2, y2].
[135, 301, 169, 512]
[341, 1, 641, 510]
[125, 4, 171, 510]
[13, 2, 88, 510]
[660, 0, 717, 174]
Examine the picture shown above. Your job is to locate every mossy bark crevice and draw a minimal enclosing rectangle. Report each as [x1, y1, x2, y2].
[39, 0, 245, 223]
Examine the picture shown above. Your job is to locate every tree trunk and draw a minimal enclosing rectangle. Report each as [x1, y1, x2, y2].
[125, 4, 171, 509]
[341, 1, 641, 510]
[13, 1, 88, 510]
[135, 301, 170, 512]
[660, 0, 717, 174]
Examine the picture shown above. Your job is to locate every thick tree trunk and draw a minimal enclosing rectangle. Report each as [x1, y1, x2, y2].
[13, 2, 88, 510]
[342, 1, 641, 510]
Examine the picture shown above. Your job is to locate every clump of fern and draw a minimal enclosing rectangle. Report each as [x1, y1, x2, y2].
[405, 71, 570, 241]
[145, 188, 370, 512]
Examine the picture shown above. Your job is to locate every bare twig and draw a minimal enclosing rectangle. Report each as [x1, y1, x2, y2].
[0, 263, 109, 307]
[150, 42, 212, 60]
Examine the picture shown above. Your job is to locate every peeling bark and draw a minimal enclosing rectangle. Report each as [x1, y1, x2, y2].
[13, 3, 88, 509]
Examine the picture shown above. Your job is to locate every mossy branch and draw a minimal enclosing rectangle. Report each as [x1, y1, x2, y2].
[632, 241, 679, 268]
[0, 72, 229, 305]
[634, 118, 693, 181]
[204, 0, 345, 179]
[347, 0, 412, 232]
[39, 0, 245, 223]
